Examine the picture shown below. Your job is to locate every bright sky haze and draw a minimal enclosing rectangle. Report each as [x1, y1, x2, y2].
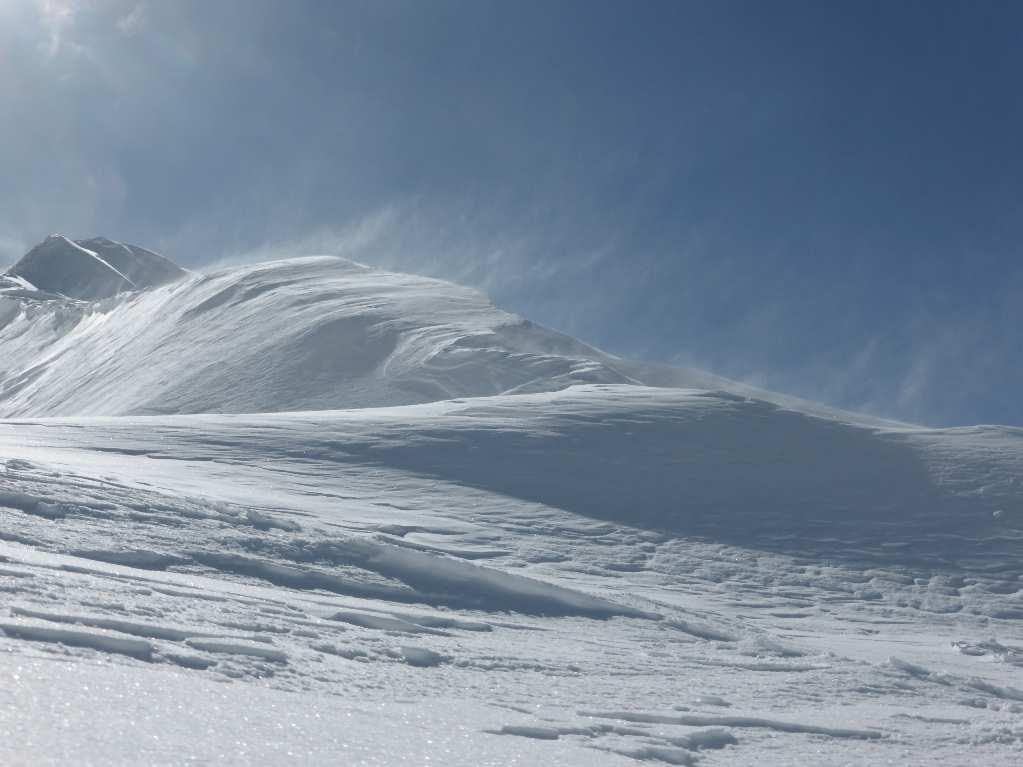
[2, 0, 1021, 426]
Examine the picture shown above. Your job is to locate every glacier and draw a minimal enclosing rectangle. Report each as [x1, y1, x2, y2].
[1, 235, 1022, 766]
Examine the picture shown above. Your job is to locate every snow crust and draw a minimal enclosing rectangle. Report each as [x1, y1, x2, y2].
[1, 239, 1022, 765]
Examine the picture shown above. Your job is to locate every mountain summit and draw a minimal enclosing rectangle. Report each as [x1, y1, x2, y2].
[2, 234, 187, 300]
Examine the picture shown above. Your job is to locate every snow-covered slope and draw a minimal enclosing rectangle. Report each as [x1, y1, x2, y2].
[2, 387, 1023, 765]
[74, 236, 189, 289]
[0, 244, 893, 422]
[1, 237, 1021, 765]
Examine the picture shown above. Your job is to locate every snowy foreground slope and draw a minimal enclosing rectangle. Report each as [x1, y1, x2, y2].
[2, 240, 1023, 765]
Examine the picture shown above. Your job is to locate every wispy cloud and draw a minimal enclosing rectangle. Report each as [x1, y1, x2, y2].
[36, 0, 75, 57]
[116, 1, 146, 35]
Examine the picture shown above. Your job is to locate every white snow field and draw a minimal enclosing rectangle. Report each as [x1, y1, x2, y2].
[2, 237, 1023, 765]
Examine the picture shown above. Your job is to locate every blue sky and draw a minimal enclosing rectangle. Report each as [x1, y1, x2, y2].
[2, 0, 1021, 426]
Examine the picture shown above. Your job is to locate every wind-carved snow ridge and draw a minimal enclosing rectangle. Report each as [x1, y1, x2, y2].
[1, 237, 1023, 765]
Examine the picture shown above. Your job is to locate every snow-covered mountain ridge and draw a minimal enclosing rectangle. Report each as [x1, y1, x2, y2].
[0, 237, 883, 422]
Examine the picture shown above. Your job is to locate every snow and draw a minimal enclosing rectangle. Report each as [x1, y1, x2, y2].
[74, 237, 189, 289]
[4, 235, 137, 300]
[1, 236, 1022, 765]
[0, 247, 897, 422]
[0, 651, 609, 766]
[1, 234, 188, 303]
